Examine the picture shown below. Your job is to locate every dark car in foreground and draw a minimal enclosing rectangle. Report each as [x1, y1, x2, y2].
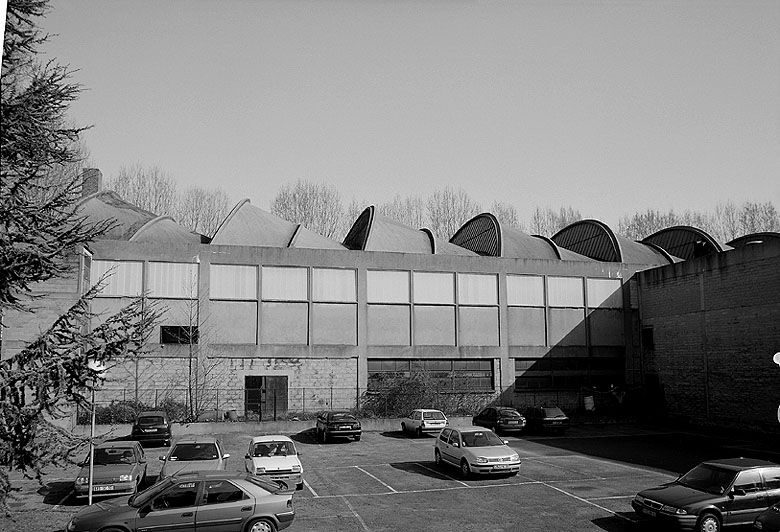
[754, 503, 780, 531]
[522, 405, 570, 433]
[632, 457, 780, 532]
[66, 471, 295, 532]
[472, 406, 526, 434]
[74, 440, 147, 499]
[131, 411, 172, 446]
[315, 411, 362, 442]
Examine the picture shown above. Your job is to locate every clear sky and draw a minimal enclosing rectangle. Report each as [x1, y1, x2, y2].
[34, 0, 780, 228]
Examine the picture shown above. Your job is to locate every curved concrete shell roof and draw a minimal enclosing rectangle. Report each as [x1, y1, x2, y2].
[210, 199, 345, 249]
[553, 219, 676, 265]
[78, 191, 204, 243]
[642, 226, 728, 260]
[726, 232, 780, 248]
[450, 213, 591, 261]
[343, 206, 476, 255]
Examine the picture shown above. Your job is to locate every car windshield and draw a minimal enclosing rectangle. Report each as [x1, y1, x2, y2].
[461, 431, 504, 448]
[138, 416, 164, 425]
[90, 447, 135, 465]
[169, 443, 219, 461]
[331, 413, 355, 421]
[677, 464, 738, 495]
[423, 411, 445, 420]
[543, 407, 566, 418]
[253, 441, 295, 457]
[497, 409, 521, 418]
[129, 477, 172, 508]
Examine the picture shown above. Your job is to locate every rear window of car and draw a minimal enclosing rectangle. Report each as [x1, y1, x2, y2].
[498, 409, 521, 418]
[543, 408, 565, 417]
[423, 411, 445, 420]
[169, 443, 219, 461]
[331, 413, 355, 421]
[138, 416, 165, 425]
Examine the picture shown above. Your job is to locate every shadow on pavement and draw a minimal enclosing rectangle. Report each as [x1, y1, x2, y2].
[39, 481, 78, 506]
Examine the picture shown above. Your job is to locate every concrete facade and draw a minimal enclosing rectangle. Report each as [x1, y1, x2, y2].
[637, 241, 780, 433]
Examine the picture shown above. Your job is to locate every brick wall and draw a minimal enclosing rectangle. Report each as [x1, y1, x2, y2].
[638, 242, 780, 433]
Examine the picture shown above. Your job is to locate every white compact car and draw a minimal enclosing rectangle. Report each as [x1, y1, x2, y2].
[434, 427, 521, 478]
[244, 435, 304, 491]
[400, 409, 448, 437]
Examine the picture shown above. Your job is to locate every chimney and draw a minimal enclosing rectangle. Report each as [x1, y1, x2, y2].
[81, 168, 103, 198]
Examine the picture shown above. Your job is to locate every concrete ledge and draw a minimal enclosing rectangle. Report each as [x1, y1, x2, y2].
[72, 417, 477, 438]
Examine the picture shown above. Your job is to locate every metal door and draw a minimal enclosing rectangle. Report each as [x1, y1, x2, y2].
[244, 376, 288, 421]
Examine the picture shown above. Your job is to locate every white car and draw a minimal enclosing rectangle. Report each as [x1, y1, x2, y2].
[158, 438, 229, 479]
[400, 409, 448, 437]
[244, 435, 304, 491]
[434, 427, 521, 478]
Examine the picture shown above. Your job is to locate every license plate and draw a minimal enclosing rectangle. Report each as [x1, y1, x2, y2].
[93, 485, 114, 492]
[552, 421, 562, 425]
[506, 421, 518, 425]
[340, 425, 351, 430]
[143, 428, 156, 432]
[641, 508, 656, 517]
[493, 464, 507, 470]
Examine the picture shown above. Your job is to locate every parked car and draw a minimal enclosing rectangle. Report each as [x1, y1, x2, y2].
[754, 503, 780, 531]
[400, 409, 448, 437]
[65, 471, 295, 532]
[131, 411, 172, 446]
[73, 440, 147, 500]
[472, 406, 526, 434]
[159, 437, 230, 479]
[522, 405, 570, 433]
[632, 457, 780, 532]
[434, 427, 521, 478]
[245, 435, 304, 491]
[315, 411, 362, 442]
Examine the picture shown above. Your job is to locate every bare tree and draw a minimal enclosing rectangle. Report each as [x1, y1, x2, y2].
[713, 201, 741, 242]
[529, 206, 582, 236]
[738, 201, 779, 235]
[109, 163, 178, 215]
[271, 179, 344, 239]
[174, 186, 231, 238]
[490, 201, 524, 231]
[377, 194, 428, 228]
[426, 186, 482, 240]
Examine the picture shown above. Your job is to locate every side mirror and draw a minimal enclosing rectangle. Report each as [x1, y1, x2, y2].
[223, 454, 231, 459]
[139, 505, 152, 517]
[159, 455, 166, 461]
[140, 457, 147, 464]
[503, 440, 510, 445]
[245, 454, 251, 460]
[452, 442, 459, 448]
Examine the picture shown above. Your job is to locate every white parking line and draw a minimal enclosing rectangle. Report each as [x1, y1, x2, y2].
[354, 466, 397, 493]
[542, 482, 634, 522]
[341, 495, 372, 532]
[415, 463, 469, 487]
[303, 478, 319, 497]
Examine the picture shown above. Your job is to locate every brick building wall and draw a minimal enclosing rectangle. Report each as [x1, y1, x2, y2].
[637, 241, 780, 433]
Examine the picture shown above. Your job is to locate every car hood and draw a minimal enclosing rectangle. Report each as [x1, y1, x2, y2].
[73, 496, 133, 523]
[77, 463, 135, 480]
[464, 446, 517, 460]
[638, 482, 720, 508]
[161, 460, 221, 477]
[249, 456, 302, 472]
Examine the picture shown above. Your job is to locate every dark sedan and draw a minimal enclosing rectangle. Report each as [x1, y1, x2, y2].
[131, 411, 172, 446]
[632, 457, 780, 532]
[472, 406, 526, 434]
[315, 411, 362, 442]
[522, 405, 570, 433]
[66, 471, 295, 532]
[754, 503, 780, 531]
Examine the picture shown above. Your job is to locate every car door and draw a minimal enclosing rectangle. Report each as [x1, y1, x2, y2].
[723, 469, 768, 525]
[136, 480, 201, 532]
[441, 430, 462, 466]
[411, 411, 421, 430]
[762, 467, 780, 506]
[195, 479, 250, 532]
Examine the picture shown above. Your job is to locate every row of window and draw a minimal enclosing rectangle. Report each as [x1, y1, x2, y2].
[92, 261, 623, 309]
[367, 359, 494, 390]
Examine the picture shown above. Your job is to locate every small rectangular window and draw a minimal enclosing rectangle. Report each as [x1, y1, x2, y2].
[160, 325, 199, 344]
[547, 276, 584, 307]
[507, 275, 544, 306]
[642, 326, 655, 349]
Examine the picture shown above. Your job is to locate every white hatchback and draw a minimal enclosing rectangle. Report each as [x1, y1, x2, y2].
[400, 409, 448, 437]
[434, 427, 521, 478]
[244, 435, 304, 491]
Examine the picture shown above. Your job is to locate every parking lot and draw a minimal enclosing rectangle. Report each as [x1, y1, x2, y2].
[2, 422, 776, 532]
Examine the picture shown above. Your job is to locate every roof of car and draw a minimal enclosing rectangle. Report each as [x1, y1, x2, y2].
[413, 409, 445, 413]
[702, 458, 779, 470]
[173, 438, 220, 445]
[452, 427, 497, 434]
[250, 435, 294, 443]
[170, 471, 249, 481]
[96, 440, 141, 449]
[137, 411, 167, 417]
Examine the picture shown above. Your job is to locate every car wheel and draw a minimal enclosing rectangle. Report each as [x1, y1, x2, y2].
[247, 518, 276, 532]
[401, 423, 407, 433]
[434, 449, 443, 467]
[416, 426, 422, 438]
[296, 482, 304, 491]
[354, 435, 361, 441]
[460, 459, 471, 478]
[697, 512, 721, 532]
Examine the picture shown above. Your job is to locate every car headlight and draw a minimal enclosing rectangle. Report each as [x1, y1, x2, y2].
[75, 477, 88, 485]
[754, 521, 763, 530]
[509, 453, 519, 461]
[255, 467, 266, 474]
[119, 474, 133, 482]
[474, 457, 488, 464]
[292, 465, 301, 473]
[634, 495, 645, 504]
[660, 504, 687, 515]
[66, 518, 77, 532]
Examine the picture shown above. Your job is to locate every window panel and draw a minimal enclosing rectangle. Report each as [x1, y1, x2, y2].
[587, 278, 623, 308]
[148, 262, 198, 298]
[457, 273, 498, 305]
[547, 276, 584, 307]
[413, 272, 454, 304]
[367, 270, 409, 303]
[507, 275, 545, 306]
[312, 268, 356, 302]
[261, 266, 307, 301]
[91, 260, 143, 296]
[210, 264, 257, 300]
